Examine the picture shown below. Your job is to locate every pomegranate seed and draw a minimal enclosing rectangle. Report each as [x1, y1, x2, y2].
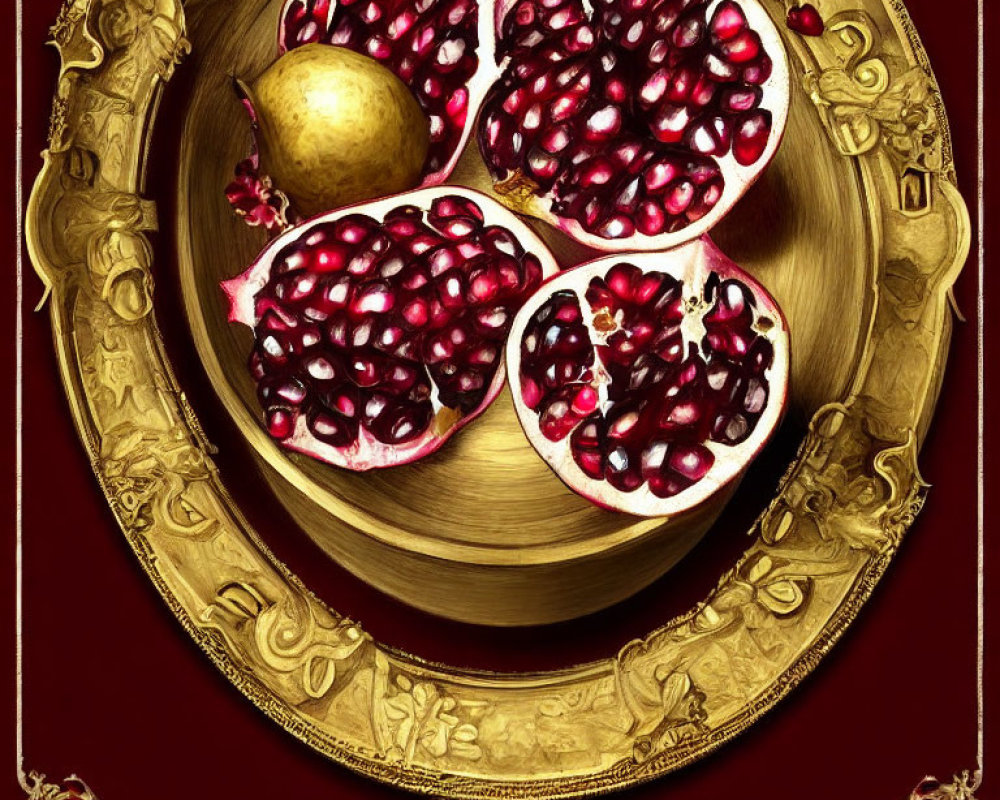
[387, 10, 415, 39]
[469, 269, 500, 301]
[606, 263, 638, 298]
[313, 244, 348, 272]
[436, 38, 466, 68]
[786, 4, 824, 36]
[442, 217, 479, 238]
[336, 218, 371, 244]
[606, 448, 642, 491]
[266, 408, 295, 439]
[605, 78, 627, 103]
[579, 197, 602, 227]
[623, 19, 645, 47]
[636, 200, 667, 235]
[585, 105, 622, 140]
[445, 0, 472, 25]
[575, 448, 605, 478]
[514, 1, 535, 25]
[396, 55, 416, 81]
[733, 110, 771, 165]
[719, 30, 761, 63]
[639, 69, 668, 106]
[615, 178, 640, 211]
[445, 87, 468, 121]
[704, 52, 738, 80]
[644, 159, 678, 191]
[306, 356, 337, 381]
[650, 104, 690, 143]
[690, 75, 717, 107]
[521, 376, 543, 408]
[310, 411, 354, 445]
[352, 283, 395, 314]
[648, 39, 668, 64]
[686, 116, 731, 155]
[666, 64, 696, 102]
[423, 76, 443, 98]
[669, 444, 713, 480]
[261, 335, 286, 361]
[568, 25, 596, 51]
[528, 148, 560, 180]
[612, 140, 644, 167]
[671, 13, 704, 47]
[366, 34, 392, 59]
[665, 180, 695, 214]
[743, 54, 772, 84]
[721, 86, 762, 112]
[540, 124, 571, 153]
[744, 378, 766, 413]
[331, 19, 355, 45]
[597, 214, 635, 239]
[549, 6, 581, 29]
[710, 1, 747, 40]
[433, 195, 484, 222]
[550, 91, 584, 122]
[540, 399, 575, 440]
[579, 156, 616, 187]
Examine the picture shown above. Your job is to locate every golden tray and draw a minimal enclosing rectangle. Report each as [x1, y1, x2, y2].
[25, 0, 969, 795]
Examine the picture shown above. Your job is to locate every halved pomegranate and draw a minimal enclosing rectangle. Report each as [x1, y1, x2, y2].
[479, 0, 790, 249]
[506, 236, 788, 514]
[223, 187, 559, 470]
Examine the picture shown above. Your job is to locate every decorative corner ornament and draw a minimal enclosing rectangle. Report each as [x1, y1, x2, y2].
[22, 772, 98, 800]
[23, 0, 971, 797]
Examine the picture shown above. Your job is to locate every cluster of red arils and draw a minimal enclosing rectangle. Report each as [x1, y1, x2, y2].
[223, 0, 822, 514]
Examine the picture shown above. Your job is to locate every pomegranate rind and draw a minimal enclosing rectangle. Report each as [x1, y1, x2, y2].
[277, 0, 501, 189]
[223, 186, 560, 471]
[505, 236, 789, 515]
[487, 0, 791, 252]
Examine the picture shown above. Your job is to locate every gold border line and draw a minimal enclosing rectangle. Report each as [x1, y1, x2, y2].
[976, 0, 985, 784]
[15, 0, 26, 789]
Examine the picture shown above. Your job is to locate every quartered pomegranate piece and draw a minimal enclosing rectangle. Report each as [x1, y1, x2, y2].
[223, 187, 559, 470]
[478, 0, 790, 249]
[507, 237, 788, 514]
[280, 0, 499, 185]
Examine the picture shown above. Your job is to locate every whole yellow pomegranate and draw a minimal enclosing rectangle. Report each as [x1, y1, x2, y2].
[243, 43, 430, 217]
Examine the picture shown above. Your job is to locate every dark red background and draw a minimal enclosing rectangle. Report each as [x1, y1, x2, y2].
[4, 1, 994, 798]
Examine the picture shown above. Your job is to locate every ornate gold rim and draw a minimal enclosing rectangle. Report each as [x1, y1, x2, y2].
[24, 0, 970, 797]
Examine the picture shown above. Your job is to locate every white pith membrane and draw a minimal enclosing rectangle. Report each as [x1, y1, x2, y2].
[223, 186, 559, 470]
[480, 0, 791, 251]
[278, 0, 502, 187]
[506, 236, 788, 516]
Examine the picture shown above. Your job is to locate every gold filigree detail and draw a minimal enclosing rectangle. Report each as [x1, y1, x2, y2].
[801, 12, 943, 216]
[85, 198, 155, 321]
[49, 0, 102, 73]
[202, 582, 370, 703]
[373, 653, 484, 765]
[23, 772, 97, 800]
[910, 771, 981, 800]
[22, 0, 971, 796]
